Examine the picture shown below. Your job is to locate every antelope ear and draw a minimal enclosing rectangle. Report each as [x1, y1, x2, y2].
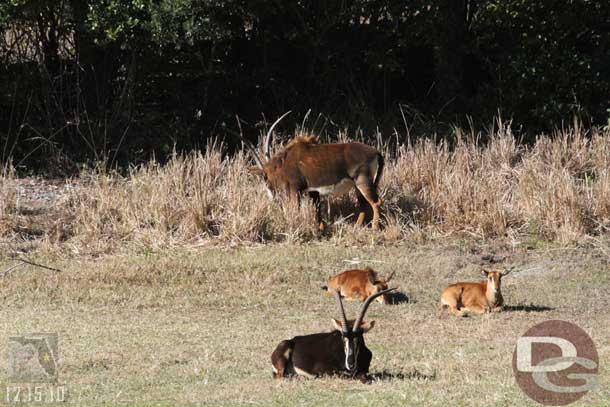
[385, 271, 395, 283]
[359, 321, 375, 333]
[248, 166, 264, 176]
[482, 269, 490, 277]
[367, 269, 377, 285]
[331, 319, 344, 331]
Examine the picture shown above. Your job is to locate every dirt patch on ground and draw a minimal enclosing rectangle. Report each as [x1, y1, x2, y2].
[13, 177, 73, 210]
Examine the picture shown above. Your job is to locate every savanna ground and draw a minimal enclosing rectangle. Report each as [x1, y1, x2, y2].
[0, 243, 609, 406]
[1, 124, 610, 405]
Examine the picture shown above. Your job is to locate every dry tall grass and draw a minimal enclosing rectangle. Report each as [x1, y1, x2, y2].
[2, 122, 610, 252]
[382, 123, 610, 243]
[64, 146, 319, 253]
[0, 167, 16, 236]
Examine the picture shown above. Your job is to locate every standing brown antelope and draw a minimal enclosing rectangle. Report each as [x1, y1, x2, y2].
[242, 112, 384, 229]
[439, 268, 513, 316]
[271, 288, 395, 383]
[323, 268, 395, 304]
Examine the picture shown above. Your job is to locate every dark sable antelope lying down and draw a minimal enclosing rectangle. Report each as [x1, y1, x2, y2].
[271, 288, 395, 383]
[241, 112, 385, 229]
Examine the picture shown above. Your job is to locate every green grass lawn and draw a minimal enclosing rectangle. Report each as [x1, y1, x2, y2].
[0, 242, 608, 406]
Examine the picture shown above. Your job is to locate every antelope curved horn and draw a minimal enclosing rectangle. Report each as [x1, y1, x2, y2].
[333, 289, 349, 333]
[243, 138, 265, 170]
[264, 111, 292, 160]
[502, 266, 516, 276]
[353, 287, 396, 332]
[236, 115, 265, 169]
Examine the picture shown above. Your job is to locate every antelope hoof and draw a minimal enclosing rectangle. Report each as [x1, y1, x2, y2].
[358, 373, 373, 384]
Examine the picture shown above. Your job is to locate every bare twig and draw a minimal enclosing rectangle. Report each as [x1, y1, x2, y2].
[0, 261, 25, 277]
[343, 258, 389, 265]
[0, 258, 62, 277]
[19, 258, 62, 273]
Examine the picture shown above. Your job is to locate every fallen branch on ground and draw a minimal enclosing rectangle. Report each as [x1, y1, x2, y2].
[0, 258, 62, 277]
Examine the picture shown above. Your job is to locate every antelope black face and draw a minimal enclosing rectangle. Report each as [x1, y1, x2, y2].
[332, 319, 375, 372]
[248, 151, 292, 200]
[249, 164, 276, 199]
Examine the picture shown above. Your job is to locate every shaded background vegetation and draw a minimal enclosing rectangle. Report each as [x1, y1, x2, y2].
[2, 0, 610, 173]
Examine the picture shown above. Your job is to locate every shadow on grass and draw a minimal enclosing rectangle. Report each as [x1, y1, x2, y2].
[388, 291, 412, 305]
[371, 369, 436, 381]
[504, 304, 554, 312]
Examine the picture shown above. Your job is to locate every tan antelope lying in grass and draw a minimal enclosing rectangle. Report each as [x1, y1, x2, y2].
[271, 288, 395, 383]
[241, 112, 385, 229]
[323, 268, 395, 304]
[439, 268, 513, 316]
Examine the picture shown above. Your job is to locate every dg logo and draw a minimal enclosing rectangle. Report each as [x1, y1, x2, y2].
[512, 320, 599, 405]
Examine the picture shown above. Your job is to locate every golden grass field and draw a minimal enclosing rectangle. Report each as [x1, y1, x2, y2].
[1, 123, 609, 406]
[0, 243, 608, 406]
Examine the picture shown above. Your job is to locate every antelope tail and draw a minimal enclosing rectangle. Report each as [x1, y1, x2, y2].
[374, 153, 384, 187]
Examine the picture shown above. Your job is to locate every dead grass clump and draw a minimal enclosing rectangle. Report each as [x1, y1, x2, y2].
[516, 163, 591, 242]
[65, 146, 319, 252]
[0, 167, 17, 236]
[514, 125, 606, 242]
[590, 130, 610, 230]
[383, 124, 522, 238]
